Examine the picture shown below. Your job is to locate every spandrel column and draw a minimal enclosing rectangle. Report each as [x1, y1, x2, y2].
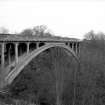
[27, 42, 30, 54]
[1, 42, 5, 68]
[36, 42, 39, 48]
[71, 42, 74, 51]
[75, 43, 77, 54]
[15, 43, 19, 64]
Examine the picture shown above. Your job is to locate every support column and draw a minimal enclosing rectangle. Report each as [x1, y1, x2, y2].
[15, 43, 19, 64]
[1, 43, 5, 68]
[75, 43, 77, 54]
[27, 42, 30, 54]
[36, 42, 39, 48]
[71, 42, 74, 51]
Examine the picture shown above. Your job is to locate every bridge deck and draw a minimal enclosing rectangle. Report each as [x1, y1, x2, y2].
[0, 34, 80, 42]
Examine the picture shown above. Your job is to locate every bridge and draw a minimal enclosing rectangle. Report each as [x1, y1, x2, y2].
[0, 34, 80, 91]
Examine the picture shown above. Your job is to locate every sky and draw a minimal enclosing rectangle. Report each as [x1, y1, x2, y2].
[0, 0, 105, 39]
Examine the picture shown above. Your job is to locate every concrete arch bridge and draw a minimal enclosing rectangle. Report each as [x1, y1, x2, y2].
[0, 34, 80, 90]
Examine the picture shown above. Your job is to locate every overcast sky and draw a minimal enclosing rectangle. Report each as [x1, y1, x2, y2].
[0, 0, 105, 39]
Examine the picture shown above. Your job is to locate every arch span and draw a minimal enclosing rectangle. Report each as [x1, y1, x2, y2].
[5, 43, 79, 85]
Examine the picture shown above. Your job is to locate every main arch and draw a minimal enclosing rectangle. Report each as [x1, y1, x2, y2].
[5, 43, 80, 86]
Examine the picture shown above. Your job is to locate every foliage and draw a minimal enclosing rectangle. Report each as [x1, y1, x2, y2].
[20, 25, 52, 37]
[33, 25, 47, 36]
[20, 29, 33, 36]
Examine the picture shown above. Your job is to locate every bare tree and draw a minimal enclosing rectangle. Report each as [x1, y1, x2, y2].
[84, 30, 96, 40]
[20, 28, 33, 36]
[33, 25, 47, 36]
[19, 25, 53, 37]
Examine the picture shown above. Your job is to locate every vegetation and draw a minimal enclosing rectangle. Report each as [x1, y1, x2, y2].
[19, 25, 53, 37]
[78, 31, 105, 105]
